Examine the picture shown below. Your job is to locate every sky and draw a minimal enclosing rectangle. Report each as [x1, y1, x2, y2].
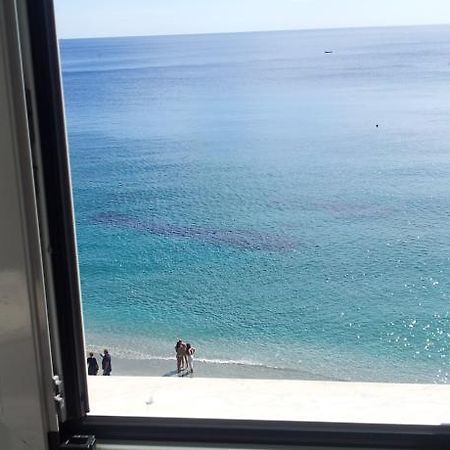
[54, 0, 450, 39]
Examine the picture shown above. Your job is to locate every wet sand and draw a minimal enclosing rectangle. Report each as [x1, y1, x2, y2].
[102, 356, 332, 380]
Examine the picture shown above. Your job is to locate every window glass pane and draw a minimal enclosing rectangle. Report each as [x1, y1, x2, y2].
[54, 0, 450, 423]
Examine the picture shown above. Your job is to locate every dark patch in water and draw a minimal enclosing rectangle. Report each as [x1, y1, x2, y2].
[93, 212, 298, 251]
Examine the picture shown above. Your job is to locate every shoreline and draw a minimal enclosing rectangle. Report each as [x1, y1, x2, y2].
[85, 340, 448, 383]
[96, 355, 335, 380]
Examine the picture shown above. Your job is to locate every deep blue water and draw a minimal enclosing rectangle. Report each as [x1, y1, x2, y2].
[60, 25, 450, 382]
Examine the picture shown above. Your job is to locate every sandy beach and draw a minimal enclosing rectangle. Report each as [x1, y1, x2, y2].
[88, 354, 450, 425]
[87, 376, 450, 425]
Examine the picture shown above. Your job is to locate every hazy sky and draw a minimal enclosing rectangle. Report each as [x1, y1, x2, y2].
[55, 0, 450, 39]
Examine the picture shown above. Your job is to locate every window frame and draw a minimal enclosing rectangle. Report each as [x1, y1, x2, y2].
[24, 0, 89, 422]
[23, 0, 450, 448]
[61, 416, 450, 448]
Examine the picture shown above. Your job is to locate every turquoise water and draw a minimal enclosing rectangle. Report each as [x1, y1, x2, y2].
[60, 25, 450, 382]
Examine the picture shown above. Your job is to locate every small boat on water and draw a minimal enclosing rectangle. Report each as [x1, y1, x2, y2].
[324, 50, 334, 54]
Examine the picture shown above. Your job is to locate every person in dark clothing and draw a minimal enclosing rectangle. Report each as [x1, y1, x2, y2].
[100, 349, 112, 376]
[175, 339, 186, 373]
[87, 352, 99, 375]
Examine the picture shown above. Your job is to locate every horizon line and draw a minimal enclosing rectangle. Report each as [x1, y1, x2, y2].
[58, 22, 450, 41]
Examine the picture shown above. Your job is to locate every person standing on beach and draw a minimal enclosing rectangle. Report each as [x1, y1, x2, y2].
[175, 340, 186, 373]
[186, 343, 195, 374]
[87, 352, 99, 375]
[100, 349, 112, 376]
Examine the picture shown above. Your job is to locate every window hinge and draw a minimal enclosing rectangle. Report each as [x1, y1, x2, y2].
[59, 435, 96, 449]
[52, 374, 66, 421]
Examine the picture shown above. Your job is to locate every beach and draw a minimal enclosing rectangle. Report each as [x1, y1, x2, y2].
[87, 376, 450, 425]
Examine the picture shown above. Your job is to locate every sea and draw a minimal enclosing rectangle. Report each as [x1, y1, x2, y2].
[59, 25, 450, 383]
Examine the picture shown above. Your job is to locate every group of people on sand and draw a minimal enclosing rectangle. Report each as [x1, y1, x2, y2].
[175, 339, 195, 374]
[86, 342, 195, 377]
[87, 349, 112, 376]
